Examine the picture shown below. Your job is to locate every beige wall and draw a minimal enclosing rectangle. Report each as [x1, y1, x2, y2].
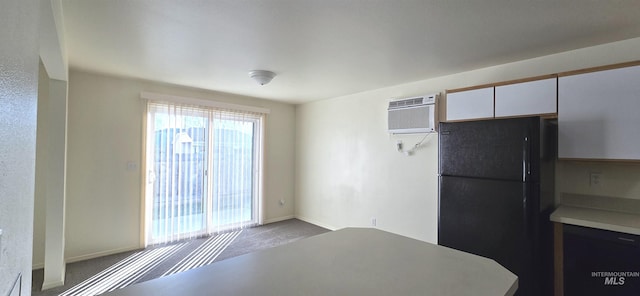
[58, 69, 296, 262]
[557, 161, 640, 202]
[295, 92, 439, 241]
[295, 37, 640, 243]
[34, 37, 640, 267]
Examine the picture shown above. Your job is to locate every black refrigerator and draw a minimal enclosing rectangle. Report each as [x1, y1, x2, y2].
[438, 116, 556, 296]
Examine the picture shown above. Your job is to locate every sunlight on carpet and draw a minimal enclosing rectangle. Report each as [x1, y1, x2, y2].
[163, 230, 242, 276]
[58, 243, 186, 296]
[58, 230, 242, 296]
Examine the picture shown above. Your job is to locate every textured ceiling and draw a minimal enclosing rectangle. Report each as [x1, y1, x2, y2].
[61, 0, 640, 104]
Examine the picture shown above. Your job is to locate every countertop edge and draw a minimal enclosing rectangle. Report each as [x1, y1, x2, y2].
[550, 205, 640, 235]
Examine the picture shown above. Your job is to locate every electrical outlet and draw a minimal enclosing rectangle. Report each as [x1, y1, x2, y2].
[126, 161, 138, 171]
[590, 172, 603, 187]
[278, 199, 285, 206]
[371, 218, 377, 227]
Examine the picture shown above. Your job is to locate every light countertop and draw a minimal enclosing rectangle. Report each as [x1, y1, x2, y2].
[550, 194, 640, 235]
[103, 228, 518, 296]
[550, 205, 640, 235]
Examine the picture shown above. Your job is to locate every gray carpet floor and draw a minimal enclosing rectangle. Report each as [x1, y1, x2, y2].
[32, 219, 329, 296]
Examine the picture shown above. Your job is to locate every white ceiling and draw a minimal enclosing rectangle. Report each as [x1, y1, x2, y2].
[61, 0, 640, 104]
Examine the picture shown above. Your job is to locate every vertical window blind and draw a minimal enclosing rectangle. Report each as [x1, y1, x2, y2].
[144, 100, 264, 245]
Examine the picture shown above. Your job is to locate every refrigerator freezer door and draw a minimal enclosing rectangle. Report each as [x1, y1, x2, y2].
[439, 176, 536, 295]
[439, 117, 539, 182]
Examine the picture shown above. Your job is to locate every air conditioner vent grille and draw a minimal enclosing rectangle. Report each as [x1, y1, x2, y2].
[387, 94, 438, 134]
[388, 97, 425, 109]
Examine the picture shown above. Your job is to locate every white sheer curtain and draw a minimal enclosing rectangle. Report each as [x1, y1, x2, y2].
[145, 101, 263, 245]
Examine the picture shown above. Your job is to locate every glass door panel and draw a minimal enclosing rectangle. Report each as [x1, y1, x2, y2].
[145, 102, 262, 245]
[210, 117, 256, 230]
[147, 106, 208, 244]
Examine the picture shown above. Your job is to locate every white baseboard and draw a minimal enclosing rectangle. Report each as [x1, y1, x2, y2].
[263, 215, 295, 224]
[294, 215, 338, 231]
[65, 245, 141, 264]
[33, 245, 141, 270]
[42, 279, 65, 290]
[37, 217, 330, 271]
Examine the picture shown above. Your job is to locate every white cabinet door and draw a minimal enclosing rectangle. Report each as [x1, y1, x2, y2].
[558, 65, 640, 160]
[445, 87, 494, 121]
[495, 78, 557, 117]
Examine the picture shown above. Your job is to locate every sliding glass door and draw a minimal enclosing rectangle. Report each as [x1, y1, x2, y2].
[210, 114, 257, 232]
[145, 102, 262, 245]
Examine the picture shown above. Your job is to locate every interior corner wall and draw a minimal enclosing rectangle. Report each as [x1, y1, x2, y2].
[33, 61, 51, 269]
[64, 70, 296, 262]
[295, 95, 440, 242]
[295, 37, 640, 243]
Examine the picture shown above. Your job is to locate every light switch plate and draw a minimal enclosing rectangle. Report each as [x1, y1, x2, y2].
[590, 172, 603, 187]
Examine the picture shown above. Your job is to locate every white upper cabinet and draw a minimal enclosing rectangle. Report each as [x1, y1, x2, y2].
[495, 78, 557, 118]
[445, 87, 494, 121]
[558, 64, 640, 160]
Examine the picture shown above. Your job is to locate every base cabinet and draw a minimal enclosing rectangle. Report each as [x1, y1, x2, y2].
[562, 225, 640, 296]
[555, 222, 640, 296]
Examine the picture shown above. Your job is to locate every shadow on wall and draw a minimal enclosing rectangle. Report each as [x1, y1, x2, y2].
[557, 160, 640, 201]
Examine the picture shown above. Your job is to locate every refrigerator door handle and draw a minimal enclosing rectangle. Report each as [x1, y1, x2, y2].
[522, 136, 529, 182]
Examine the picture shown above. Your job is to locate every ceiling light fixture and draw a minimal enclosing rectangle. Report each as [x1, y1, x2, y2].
[249, 70, 276, 85]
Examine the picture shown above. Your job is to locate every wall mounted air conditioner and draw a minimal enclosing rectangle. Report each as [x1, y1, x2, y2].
[388, 94, 438, 134]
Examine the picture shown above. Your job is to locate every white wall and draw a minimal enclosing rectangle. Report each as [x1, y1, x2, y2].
[41, 78, 68, 289]
[295, 93, 439, 241]
[35, 2, 70, 287]
[0, 0, 39, 294]
[295, 37, 640, 243]
[60, 70, 296, 262]
[33, 62, 50, 269]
